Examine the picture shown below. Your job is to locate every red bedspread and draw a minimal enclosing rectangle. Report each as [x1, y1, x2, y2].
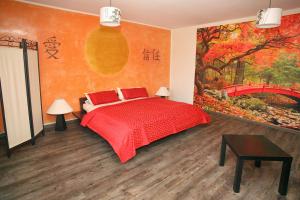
[81, 97, 210, 163]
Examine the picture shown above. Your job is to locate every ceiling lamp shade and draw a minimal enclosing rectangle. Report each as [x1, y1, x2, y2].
[100, 6, 121, 27]
[156, 87, 170, 97]
[256, 8, 282, 28]
[47, 99, 73, 115]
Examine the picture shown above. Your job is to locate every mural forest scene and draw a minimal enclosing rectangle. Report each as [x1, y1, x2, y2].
[194, 13, 300, 131]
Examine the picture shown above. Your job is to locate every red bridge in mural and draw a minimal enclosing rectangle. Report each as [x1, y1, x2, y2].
[223, 84, 300, 99]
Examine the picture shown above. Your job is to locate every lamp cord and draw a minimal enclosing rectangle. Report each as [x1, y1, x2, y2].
[269, 0, 271, 8]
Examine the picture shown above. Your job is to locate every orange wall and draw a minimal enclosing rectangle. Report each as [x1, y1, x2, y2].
[0, 0, 170, 123]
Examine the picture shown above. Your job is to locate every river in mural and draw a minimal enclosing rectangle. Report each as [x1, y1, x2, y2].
[194, 13, 300, 131]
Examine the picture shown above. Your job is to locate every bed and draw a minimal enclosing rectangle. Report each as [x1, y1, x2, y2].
[80, 96, 210, 163]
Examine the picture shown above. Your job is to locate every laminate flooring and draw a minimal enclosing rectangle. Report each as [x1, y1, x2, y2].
[0, 113, 299, 200]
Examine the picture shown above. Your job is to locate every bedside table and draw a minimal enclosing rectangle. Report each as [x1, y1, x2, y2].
[72, 111, 85, 120]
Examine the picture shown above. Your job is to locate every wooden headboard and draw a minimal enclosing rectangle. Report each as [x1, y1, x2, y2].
[79, 97, 87, 114]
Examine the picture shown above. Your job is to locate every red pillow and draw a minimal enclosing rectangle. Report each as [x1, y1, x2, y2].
[88, 90, 119, 105]
[121, 87, 149, 100]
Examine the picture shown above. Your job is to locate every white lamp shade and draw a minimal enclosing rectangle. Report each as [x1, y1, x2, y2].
[100, 6, 121, 27]
[47, 99, 73, 115]
[256, 8, 282, 28]
[156, 87, 170, 97]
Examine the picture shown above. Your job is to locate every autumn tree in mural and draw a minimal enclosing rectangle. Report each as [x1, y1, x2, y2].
[194, 14, 300, 131]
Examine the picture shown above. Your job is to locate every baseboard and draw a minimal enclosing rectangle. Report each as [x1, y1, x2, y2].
[0, 132, 5, 138]
[42, 111, 299, 134]
[207, 110, 300, 134]
[44, 118, 80, 130]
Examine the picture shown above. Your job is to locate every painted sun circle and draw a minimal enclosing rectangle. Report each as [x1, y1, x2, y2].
[85, 27, 129, 74]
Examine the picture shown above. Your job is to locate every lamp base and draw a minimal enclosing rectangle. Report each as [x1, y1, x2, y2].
[55, 114, 67, 131]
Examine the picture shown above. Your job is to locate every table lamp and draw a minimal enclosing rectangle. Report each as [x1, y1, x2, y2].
[155, 87, 170, 98]
[47, 98, 73, 131]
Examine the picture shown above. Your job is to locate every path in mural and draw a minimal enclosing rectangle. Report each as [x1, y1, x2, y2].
[194, 90, 300, 130]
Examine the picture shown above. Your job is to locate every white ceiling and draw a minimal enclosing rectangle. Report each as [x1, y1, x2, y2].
[20, 0, 300, 29]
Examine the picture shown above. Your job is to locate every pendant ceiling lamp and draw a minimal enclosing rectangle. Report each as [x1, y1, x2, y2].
[256, 0, 282, 28]
[100, 0, 121, 27]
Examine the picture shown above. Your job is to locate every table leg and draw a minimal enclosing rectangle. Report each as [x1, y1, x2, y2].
[254, 160, 261, 168]
[219, 136, 226, 166]
[233, 158, 244, 193]
[278, 159, 292, 195]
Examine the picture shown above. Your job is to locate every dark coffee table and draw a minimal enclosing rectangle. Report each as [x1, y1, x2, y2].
[219, 134, 293, 195]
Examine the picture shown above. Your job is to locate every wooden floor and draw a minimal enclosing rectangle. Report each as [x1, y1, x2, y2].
[0, 113, 299, 200]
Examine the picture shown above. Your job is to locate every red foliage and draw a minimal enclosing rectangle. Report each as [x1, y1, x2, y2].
[199, 13, 300, 71]
[204, 41, 254, 63]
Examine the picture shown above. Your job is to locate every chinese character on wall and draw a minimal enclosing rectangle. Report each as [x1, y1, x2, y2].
[143, 49, 160, 61]
[43, 36, 61, 59]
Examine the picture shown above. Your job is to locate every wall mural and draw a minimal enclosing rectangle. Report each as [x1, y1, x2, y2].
[194, 13, 300, 131]
[85, 27, 129, 74]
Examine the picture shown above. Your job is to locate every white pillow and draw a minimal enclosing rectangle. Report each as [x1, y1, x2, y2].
[83, 100, 124, 112]
[85, 99, 91, 104]
[84, 93, 94, 106]
[117, 88, 125, 100]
